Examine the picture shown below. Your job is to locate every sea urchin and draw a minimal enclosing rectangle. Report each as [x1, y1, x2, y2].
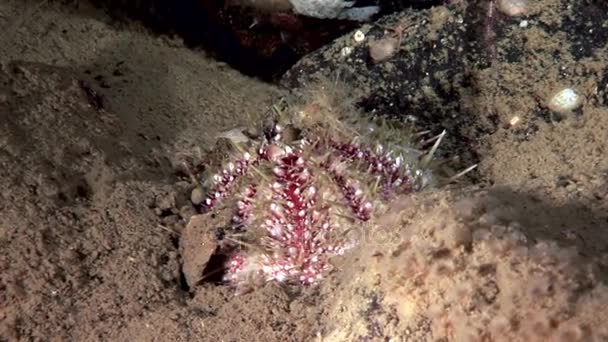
[194, 89, 442, 293]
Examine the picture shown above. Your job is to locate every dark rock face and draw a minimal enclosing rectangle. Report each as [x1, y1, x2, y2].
[281, 0, 608, 170]
[281, 4, 484, 167]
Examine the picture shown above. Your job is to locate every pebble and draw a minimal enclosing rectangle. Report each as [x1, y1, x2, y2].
[548, 88, 582, 113]
[340, 46, 353, 57]
[191, 187, 205, 205]
[497, 0, 529, 17]
[369, 37, 399, 63]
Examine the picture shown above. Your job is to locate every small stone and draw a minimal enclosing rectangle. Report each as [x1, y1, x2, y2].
[369, 37, 399, 63]
[340, 46, 353, 57]
[191, 187, 205, 205]
[548, 88, 582, 113]
[497, 0, 529, 17]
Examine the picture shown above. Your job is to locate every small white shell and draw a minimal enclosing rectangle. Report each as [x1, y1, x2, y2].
[353, 30, 365, 43]
[548, 88, 582, 113]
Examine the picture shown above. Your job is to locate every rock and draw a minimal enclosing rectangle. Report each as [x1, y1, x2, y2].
[179, 214, 219, 289]
[179, 204, 197, 223]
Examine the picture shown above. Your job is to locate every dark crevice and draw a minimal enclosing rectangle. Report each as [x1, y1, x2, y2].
[200, 252, 229, 284]
[178, 268, 191, 293]
[84, 0, 441, 81]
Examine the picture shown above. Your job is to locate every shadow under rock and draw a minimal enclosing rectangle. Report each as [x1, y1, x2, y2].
[481, 186, 608, 261]
[86, 0, 299, 81]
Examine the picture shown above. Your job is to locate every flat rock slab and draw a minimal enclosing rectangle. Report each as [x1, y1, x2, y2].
[179, 214, 219, 289]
